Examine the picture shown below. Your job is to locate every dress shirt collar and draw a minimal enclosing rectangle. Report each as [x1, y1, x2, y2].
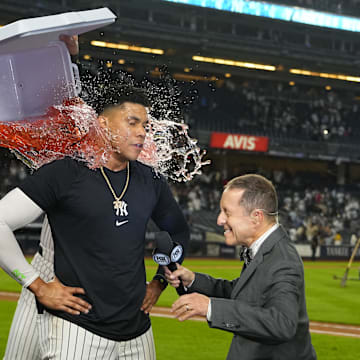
[250, 223, 279, 257]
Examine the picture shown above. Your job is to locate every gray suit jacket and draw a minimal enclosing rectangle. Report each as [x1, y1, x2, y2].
[190, 225, 317, 360]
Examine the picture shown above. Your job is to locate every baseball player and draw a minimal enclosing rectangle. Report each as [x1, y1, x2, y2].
[4, 216, 54, 359]
[0, 86, 189, 359]
[3, 34, 80, 360]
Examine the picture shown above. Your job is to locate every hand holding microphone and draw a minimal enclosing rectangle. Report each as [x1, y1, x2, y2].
[164, 264, 194, 289]
[153, 232, 190, 295]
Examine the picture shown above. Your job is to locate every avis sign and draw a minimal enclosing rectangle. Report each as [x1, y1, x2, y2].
[210, 132, 269, 152]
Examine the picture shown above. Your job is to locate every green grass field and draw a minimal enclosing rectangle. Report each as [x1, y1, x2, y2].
[151, 259, 360, 325]
[1, 259, 360, 358]
[152, 318, 360, 360]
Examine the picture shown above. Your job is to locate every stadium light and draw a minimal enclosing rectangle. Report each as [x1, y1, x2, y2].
[91, 40, 164, 55]
[192, 55, 276, 71]
[150, 68, 218, 82]
[174, 73, 218, 81]
[163, 0, 360, 33]
[290, 68, 360, 83]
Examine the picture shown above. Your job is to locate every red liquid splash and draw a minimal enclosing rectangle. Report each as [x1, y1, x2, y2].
[0, 97, 209, 181]
[0, 98, 111, 169]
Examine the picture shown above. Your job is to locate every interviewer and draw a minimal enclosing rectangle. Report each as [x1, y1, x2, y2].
[165, 174, 317, 360]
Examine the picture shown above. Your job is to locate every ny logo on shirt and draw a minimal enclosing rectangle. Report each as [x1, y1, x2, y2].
[113, 200, 129, 217]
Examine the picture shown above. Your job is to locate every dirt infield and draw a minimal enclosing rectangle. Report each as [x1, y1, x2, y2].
[151, 307, 360, 338]
[1, 292, 360, 338]
[0, 291, 18, 302]
[145, 263, 359, 270]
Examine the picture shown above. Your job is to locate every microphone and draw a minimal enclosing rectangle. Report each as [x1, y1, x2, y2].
[152, 231, 186, 295]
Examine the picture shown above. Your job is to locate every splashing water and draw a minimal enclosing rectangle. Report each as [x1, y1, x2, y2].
[0, 99, 209, 181]
[0, 68, 210, 181]
[81, 67, 210, 181]
[0, 98, 111, 169]
[140, 114, 210, 182]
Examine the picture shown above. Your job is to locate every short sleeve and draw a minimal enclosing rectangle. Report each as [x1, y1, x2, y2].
[151, 177, 181, 221]
[151, 176, 189, 256]
[18, 158, 77, 212]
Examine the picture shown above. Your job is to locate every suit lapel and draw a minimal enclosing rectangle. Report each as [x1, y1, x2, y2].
[234, 253, 264, 295]
[232, 225, 287, 297]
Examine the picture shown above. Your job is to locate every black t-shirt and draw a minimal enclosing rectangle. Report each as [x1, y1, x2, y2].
[19, 158, 189, 340]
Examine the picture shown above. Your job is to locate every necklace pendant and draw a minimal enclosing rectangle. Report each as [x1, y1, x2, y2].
[113, 199, 122, 210]
[113, 200, 128, 217]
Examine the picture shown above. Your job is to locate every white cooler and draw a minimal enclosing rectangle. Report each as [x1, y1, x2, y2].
[0, 7, 116, 122]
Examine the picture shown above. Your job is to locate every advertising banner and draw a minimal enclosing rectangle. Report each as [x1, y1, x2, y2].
[210, 132, 269, 152]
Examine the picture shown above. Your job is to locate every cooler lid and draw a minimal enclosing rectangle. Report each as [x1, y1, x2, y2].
[0, 7, 116, 54]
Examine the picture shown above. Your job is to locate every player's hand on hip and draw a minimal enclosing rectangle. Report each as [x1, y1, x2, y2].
[164, 263, 195, 288]
[59, 34, 79, 56]
[140, 279, 164, 314]
[29, 276, 92, 315]
[172, 293, 209, 321]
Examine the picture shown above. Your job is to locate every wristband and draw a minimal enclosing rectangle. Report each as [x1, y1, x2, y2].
[153, 274, 168, 288]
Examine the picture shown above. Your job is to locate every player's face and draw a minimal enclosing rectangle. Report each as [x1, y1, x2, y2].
[105, 102, 148, 161]
[217, 188, 256, 247]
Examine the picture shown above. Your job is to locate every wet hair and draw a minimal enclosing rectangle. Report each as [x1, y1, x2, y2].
[225, 174, 278, 222]
[89, 85, 150, 115]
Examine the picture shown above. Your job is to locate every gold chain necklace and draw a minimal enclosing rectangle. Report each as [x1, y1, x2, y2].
[100, 162, 130, 215]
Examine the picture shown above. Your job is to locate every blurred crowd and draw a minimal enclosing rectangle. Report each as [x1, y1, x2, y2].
[170, 166, 360, 248]
[279, 186, 360, 246]
[2, 71, 360, 251]
[0, 152, 28, 199]
[184, 79, 359, 143]
[1, 150, 359, 249]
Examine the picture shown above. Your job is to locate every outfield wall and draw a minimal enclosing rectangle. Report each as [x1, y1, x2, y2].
[17, 227, 360, 260]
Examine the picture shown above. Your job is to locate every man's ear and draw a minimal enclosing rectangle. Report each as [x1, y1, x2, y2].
[251, 210, 263, 225]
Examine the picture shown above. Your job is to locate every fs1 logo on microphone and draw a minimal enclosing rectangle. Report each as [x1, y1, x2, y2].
[171, 245, 183, 263]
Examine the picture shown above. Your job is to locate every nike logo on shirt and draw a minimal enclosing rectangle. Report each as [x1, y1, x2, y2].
[115, 220, 129, 227]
